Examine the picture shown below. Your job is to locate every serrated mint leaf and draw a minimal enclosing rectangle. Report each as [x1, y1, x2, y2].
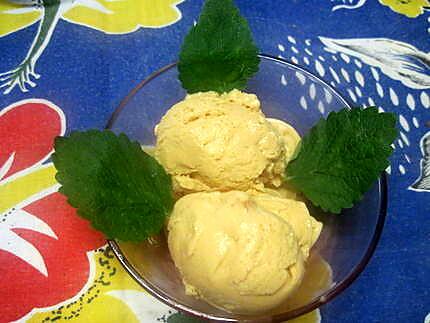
[178, 0, 260, 93]
[285, 107, 398, 214]
[52, 130, 173, 241]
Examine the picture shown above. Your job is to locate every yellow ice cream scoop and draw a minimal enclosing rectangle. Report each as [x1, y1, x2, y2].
[167, 190, 305, 314]
[250, 191, 323, 258]
[154, 90, 298, 195]
[267, 117, 301, 164]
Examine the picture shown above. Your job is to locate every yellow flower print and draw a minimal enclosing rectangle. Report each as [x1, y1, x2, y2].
[64, 0, 184, 34]
[26, 246, 162, 323]
[0, 2, 41, 37]
[0, 0, 184, 95]
[379, 0, 430, 17]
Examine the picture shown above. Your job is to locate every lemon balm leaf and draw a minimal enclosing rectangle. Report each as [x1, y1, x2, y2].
[178, 0, 260, 93]
[52, 130, 174, 241]
[285, 107, 398, 214]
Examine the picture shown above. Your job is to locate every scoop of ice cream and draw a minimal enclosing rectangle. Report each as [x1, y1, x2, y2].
[167, 191, 305, 314]
[155, 90, 296, 194]
[251, 192, 322, 258]
[267, 118, 301, 164]
[249, 181, 305, 202]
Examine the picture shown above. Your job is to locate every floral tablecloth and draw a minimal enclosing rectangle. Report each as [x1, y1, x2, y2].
[0, 1, 429, 322]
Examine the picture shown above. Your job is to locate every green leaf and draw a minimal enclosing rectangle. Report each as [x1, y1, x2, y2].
[178, 0, 260, 93]
[52, 130, 174, 241]
[285, 107, 398, 214]
[167, 313, 205, 323]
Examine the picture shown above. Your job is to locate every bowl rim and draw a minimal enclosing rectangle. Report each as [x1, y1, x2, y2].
[106, 54, 388, 322]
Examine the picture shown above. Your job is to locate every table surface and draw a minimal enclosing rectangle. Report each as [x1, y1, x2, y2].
[0, 1, 429, 322]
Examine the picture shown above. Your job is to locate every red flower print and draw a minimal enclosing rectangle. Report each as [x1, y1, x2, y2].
[0, 99, 105, 323]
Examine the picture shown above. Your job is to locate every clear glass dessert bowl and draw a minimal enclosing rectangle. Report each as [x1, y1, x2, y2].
[106, 54, 387, 322]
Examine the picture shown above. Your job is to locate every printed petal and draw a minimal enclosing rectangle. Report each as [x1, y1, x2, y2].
[0, 99, 65, 181]
[379, 0, 430, 18]
[63, 0, 183, 34]
[0, 2, 41, 37]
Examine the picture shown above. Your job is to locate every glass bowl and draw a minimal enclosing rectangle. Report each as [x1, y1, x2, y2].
[106, 55, 387, 322]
